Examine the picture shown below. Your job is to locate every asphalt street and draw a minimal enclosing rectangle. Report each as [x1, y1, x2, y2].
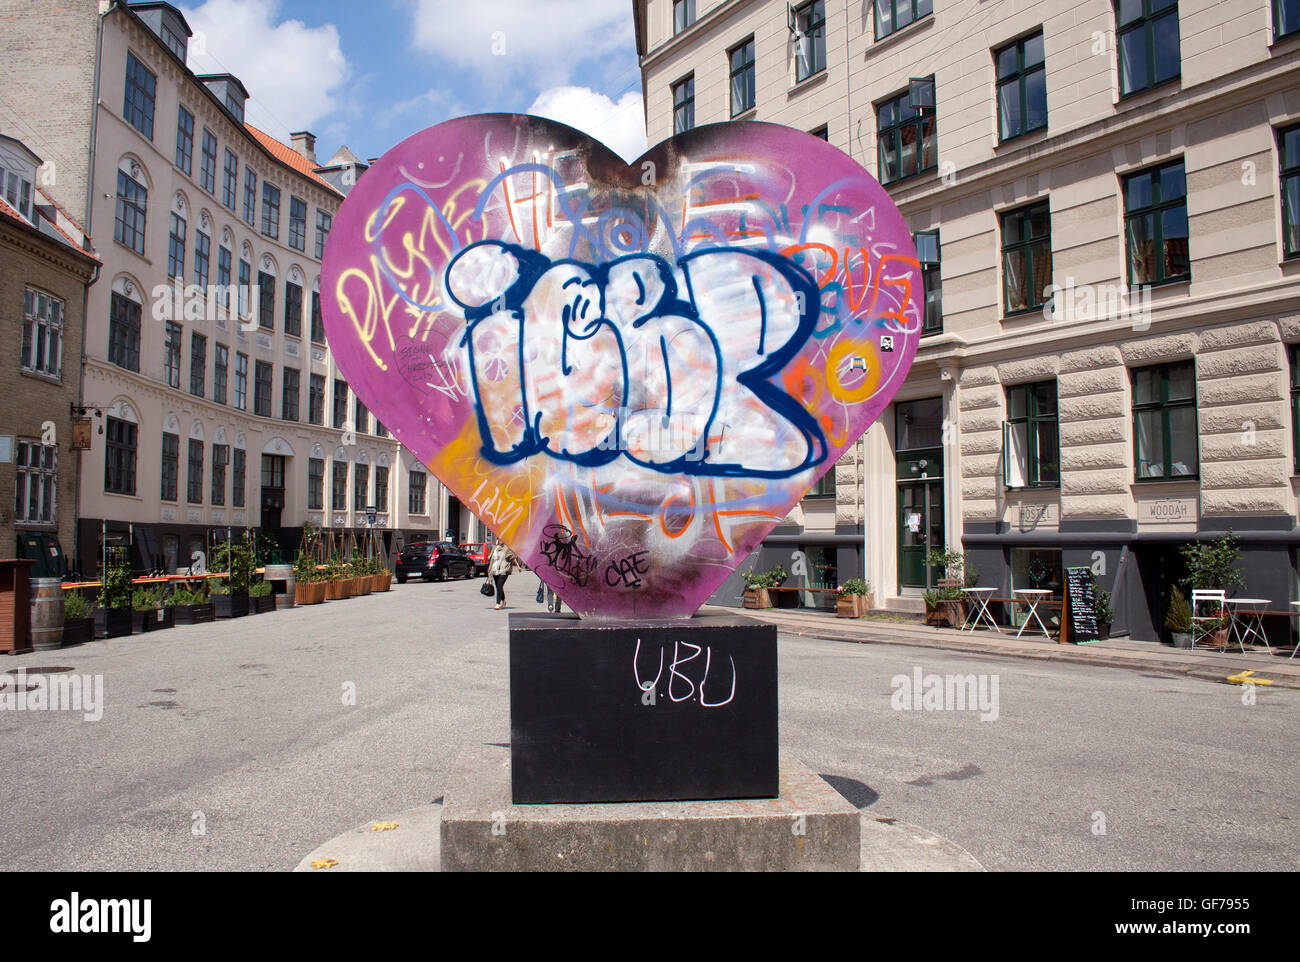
[1, 575, 1295, 871]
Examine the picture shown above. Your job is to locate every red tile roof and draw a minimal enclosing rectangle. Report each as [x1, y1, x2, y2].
[245, 124, 343, 198]
[0, 191, 99, 263]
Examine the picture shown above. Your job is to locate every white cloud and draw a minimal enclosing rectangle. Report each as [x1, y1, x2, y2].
[179, 0, 352, 144]
[528, 86, 647, 163]
[409, 0, 636, 91]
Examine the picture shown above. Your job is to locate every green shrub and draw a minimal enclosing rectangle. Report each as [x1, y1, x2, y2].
[249, 580, 272, 598]
[211, 535, 256, 593]
[1177, 532, 1245, 594]
[132, 586, 166, 611]
[98, 552, 133, 611]
[1165, 586, 1192, 634]
[839, 578, 871, 596]
[171, 585, 209, 605]
[63, 590, 90, 621]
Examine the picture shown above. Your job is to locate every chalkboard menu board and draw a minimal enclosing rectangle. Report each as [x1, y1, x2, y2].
[1063, 566, 1099, 644]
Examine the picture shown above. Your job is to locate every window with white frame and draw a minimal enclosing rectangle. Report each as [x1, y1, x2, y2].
[14, 440, 56, 524]
[20, 287, 63, 378]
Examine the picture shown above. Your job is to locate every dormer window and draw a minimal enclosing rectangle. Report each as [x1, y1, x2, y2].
[1, 165, 33, 221]
[225, 94, 244, 124]
[161, 23, 186, 61]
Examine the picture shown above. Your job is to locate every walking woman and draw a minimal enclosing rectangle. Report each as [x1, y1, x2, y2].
[487, 541, 518, 610]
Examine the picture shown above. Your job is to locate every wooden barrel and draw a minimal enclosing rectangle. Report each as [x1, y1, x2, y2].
[30, 577, 65, 651]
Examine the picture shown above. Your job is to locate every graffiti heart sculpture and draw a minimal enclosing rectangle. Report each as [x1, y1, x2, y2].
[321, 115, 921, 619]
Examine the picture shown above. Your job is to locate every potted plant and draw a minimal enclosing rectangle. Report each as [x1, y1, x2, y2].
[97, 552, 135, 639]
[1177, 532, 1246, 596]
[172, 584, 216, 624]
[132, 585, 175, 632]
[249, 579, 277, 614]
[1166, 585, 1193, 648]
[371, 555, 392, 592]
[211, 536, 254, 618]
[62, 589, 94, 645]
[741, 564, 785, 609]
[1093, 585, 1113, 641]
[293, 552, 327, 605]
[922, 584, 966, 627]
[324, 558, 351, 600]
[836, 578, 872, 618]
[352, 555, 373, 596]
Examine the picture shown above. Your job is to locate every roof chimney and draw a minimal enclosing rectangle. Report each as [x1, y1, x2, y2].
[291, 131, 318, 164]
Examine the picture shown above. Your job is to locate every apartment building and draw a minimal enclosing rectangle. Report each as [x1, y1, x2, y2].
[0, 135, 100, 568]
[637, 0, 1300, 640]
[0, 1, 474, 574]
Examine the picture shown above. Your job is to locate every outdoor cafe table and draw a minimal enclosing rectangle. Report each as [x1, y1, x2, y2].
[1013, 589, 1053, 640]
[960, 587, 1000, 633]
[1223, 598, 1271, 654]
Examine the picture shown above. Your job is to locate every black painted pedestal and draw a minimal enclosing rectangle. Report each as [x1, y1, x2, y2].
[508, 612, 778, 804]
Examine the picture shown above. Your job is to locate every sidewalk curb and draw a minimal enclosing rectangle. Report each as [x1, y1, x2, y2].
[722, 610, 1300, 690]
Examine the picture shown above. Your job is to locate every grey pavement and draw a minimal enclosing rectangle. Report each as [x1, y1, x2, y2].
[1, 576, 1295, 871]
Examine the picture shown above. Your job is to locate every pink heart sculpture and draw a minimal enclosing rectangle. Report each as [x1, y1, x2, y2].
[321, 115, 921, 619]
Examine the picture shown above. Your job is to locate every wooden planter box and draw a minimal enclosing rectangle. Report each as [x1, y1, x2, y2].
[836, 594, 870, 618]
[743, 588, 771, 609]
[174, 603, 215, 625]
[62, 616, 94, 645]
[372, 572, 392, 592]
[325, 578, 352, 600]
[354, 575, 373, 597]
[133, 608, 175, 632]
[104, 608, 134, 638]
[295, 581, 327, 605]
[213, 592, 250, 618]
[249, 594, 277, 614]
[924, 602, 948, 627]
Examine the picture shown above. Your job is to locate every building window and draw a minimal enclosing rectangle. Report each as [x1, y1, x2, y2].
[194, 229, 210, 289]
[254, 360, 273, 417]
[876, 79, 936, 185]
[115, 170, 147, 255]
[874, 0, 933, 40]
[261, 182, 280, 238]
[810, 125, 829, 141]
[672, 75, 695, 134]
[223, 149, 238, 209]
[1281, 124, 1300, 259]
[996, 31, 1047, 141]
[189, 332, 206, 397]
[332, 460, 348, 511]
[160, 432, 179, 501]
[1124, 159, 1189, 286]
[232, 448, 246, 507]
[409, 469, 427, 514]
[333, 380, 349, 429]
[20, 288, 63, 379]
[308, 457, 324, 510]
[1, 166, 32, 221]
[375, 465, 389, 512]
[186, 438, 204, 504]
[214, 343, 228, 405]
[1001, 201, 1052, 314]
[1132, 360, 1198, 480]
[160, 23, 187, 60]
[913, 230, 942, 335]
[14, 440, 57, 524]
[375, 422, 388, 439]
[354, 462, 369, 511]
[258, 271, 275, 330]
[315, 210, 332, 260]
[793, 0, 826, 83]
[1278, 0, 1300, 39]
[200, 129, 217, 194]
[217, 245, 231, 308]
[212, 444, 228, 506]
[673, 0, 695, 34]
[1117, 0, 1181, 97]
[284, 281, 302, 336]
[309, 373, 325, 425]
[354, 397, 370, 435]
[234, 352, 248, 410]
[164, 321, 183, 389]
[1004, 381, 1060, 488]
[729, 37, 756, 117]
[288, 196, 307, 251]
[109, 291, 141, 371]
[105, 417, 137, 495]
[311, 290, 325, 344]
[243, 168, 257, 226]
[167, 212, 186, 279]
[175, 106, 194, 174]
[237, 259, 251, 322]
[123, 52, 156, 139]
[282, 367, 300, 421]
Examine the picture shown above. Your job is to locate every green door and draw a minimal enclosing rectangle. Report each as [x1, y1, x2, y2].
[895, 398, 946, 591]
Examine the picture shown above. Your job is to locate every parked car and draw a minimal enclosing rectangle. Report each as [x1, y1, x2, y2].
[395, 542, 476, 583]
[461, 542, 491, 577]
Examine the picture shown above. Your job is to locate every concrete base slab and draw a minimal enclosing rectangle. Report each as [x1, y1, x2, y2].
[440, 742, 859, 871]
[293, 805, 443, 872]
[860, 817, 983, 871]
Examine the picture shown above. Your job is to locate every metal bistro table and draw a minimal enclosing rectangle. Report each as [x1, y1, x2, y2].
[1223, 598, 1271, 654]
[960, 587, 1000, 633]
[1014, 588, 1053, 640]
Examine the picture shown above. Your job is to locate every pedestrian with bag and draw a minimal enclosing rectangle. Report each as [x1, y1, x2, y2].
[487, 540, 518, 610]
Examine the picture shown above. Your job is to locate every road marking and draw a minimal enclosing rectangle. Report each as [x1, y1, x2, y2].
[1226, 670, 1273, 686]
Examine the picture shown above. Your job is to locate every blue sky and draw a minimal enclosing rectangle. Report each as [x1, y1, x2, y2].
[178, 0, 648, 162]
